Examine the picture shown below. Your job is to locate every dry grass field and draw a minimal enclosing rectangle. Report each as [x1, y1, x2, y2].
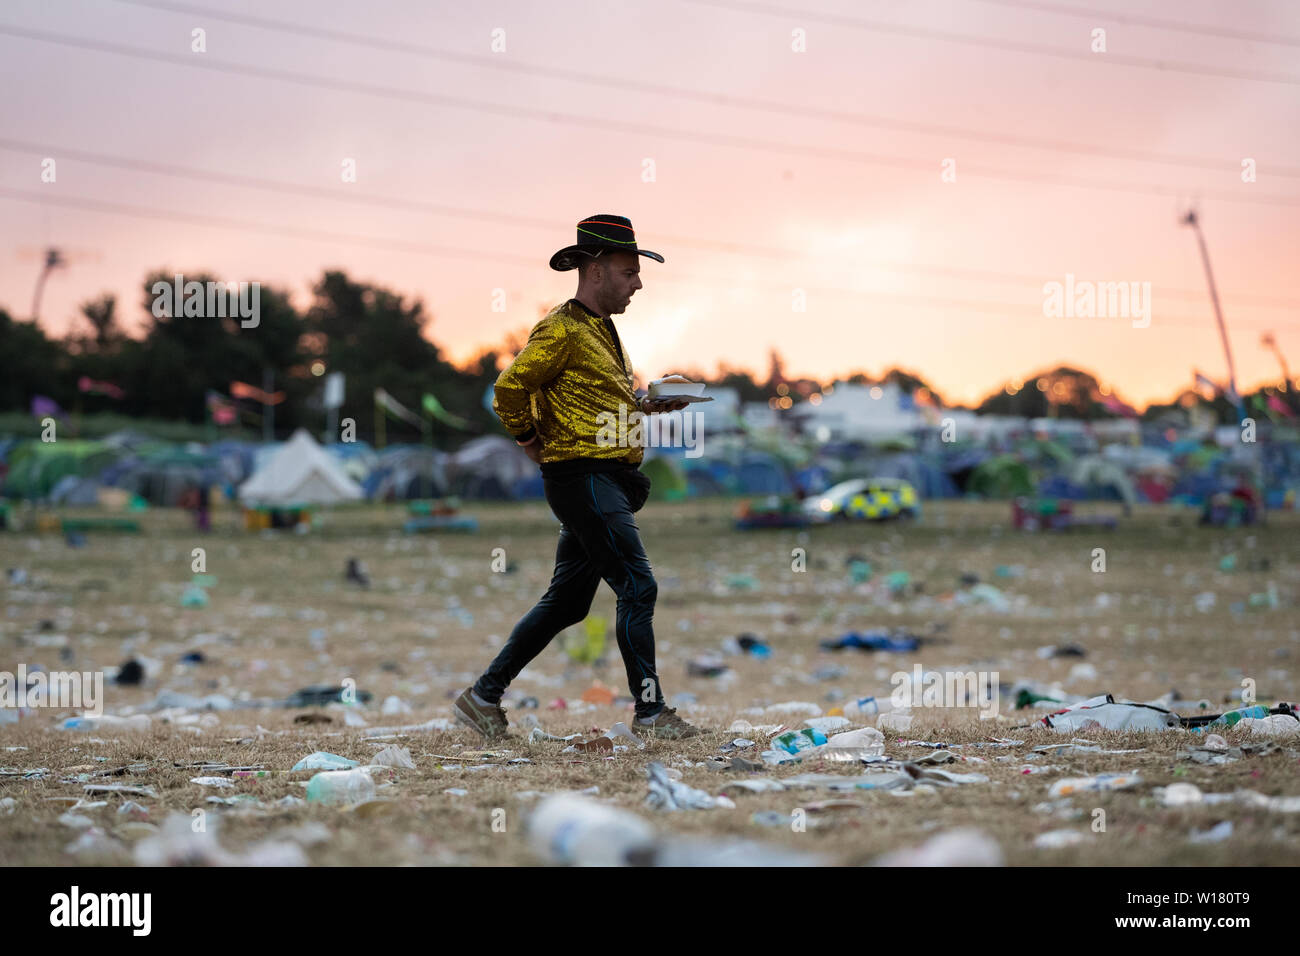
[2, 498, 1298, 866]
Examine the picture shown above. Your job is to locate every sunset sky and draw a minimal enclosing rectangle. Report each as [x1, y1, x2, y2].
[2, 0, 1297, 408]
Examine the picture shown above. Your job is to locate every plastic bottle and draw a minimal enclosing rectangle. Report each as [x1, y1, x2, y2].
[827, 727, 885, 755]
[527, 795, 658, 866]
[61, 714, 152, 732]
[843, 696, 898, 719]
[305, 767, 376, 805]
[773, 728, 827, 754]
[1204, 704, 1269, 730]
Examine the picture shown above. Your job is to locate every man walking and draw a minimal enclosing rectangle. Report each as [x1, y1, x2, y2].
[455, 215, 703, 740]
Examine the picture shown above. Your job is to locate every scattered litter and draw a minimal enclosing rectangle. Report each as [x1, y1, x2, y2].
[1236, 714, 1300, 737]
[284, 685, 373, 708]
[60, 714, 152, 733]
[305, 767, 377, 805]
[1034, 829, 1087, 849]
[720, 779, 786, 795]
[605, 722, 646, 750]
[528, 794, 658, 865]
[804, 716, 850, 734]
[687, 654, 731, 678]
[528, 727, 581, 743]
[903, 764, 989, 786]
[878, 711, 913, 732]
[1037, 643, 1087, 659]
[292, 752, 359, 772]
[820, 630, 923, 653]
[874, 828, 1003, 866]
[1037, 697, 1180, 733]
[1048, 773, 1141, 797]
[568, 736, 613, 754]
[1032, 742, 1145, 756]
[580, 681, 616, 706]
[83, 784, 158, 798]
[645, 763, 736, 811]
[114, 659, 145, 686]
[368, 745, 416, 769]
[1190, 821, 1234, 843]
[758, 701, 822, 717]
[134, 812, 306, 866]
[773, 728, 827, 755]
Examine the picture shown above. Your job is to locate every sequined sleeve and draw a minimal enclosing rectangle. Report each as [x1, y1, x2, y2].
[492, 311, 572, 437]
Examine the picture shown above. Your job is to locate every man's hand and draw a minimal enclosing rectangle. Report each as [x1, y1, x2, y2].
[521, 437, 544, 464]
[640, 396, 691, 414]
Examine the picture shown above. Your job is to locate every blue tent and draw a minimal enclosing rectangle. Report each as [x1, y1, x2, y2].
[735, 452, 792, 494]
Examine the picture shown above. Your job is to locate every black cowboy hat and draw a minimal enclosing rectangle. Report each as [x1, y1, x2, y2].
[549, 214, 665, 271]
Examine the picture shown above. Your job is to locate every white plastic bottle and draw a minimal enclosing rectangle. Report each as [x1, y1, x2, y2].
[305, 767, 376, 805]
[62, 714, 152, 732]
[528, 795, 658, 866]
[844, 696, 896, 720]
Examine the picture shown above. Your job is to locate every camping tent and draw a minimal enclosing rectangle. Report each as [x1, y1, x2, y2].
[640, 455, 688, 501]
[968, 455, 1034, 498]
[1069, 455, 1138, 507]
[237, 429, 364, 506]
[365, 445, 449, 500]
[445, 435, 534, 500]
[0, 440, 123, 499]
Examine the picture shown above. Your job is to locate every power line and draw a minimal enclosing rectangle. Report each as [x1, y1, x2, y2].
[107, 0, 1300, 179]
[966, 0, 1300, 49]
[2, 23, 1297, 209]
[2, 187, 1295, 332]
[0, 186, 539, 266]
[683, 0, 1300, 86]
[3, 136, 1298, 311]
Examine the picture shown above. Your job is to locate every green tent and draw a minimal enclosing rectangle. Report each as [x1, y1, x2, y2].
[1, 440, 121, 499]
[969, 455, 1034, 498]
[640, 456, 687, 501]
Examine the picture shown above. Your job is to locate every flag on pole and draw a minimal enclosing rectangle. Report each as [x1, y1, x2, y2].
[323, 372, 345, 409]
[77, 376, 125, 399]
[231, 381, 286, 405]
[374, 388, 423, 428]
[30, 395, 65, 419]
[1192, 369, 1222, 396]
[206, 390, 237, 426]
[1099, 394, 1138, 418]
[1266, 393, 1295, 419]
[422, 392, 472, 430]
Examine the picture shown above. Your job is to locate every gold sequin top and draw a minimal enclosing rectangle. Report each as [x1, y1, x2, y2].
[493, 299, 643, 465]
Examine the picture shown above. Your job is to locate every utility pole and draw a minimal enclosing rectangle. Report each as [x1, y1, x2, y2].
[30, 247, 65, 321]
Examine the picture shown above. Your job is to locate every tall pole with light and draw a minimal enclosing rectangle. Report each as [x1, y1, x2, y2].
[1182, 209, 1245, 424]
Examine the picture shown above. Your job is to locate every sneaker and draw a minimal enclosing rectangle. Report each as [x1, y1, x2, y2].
[634, 706, 703, 740]
[454, 688, 509, 740]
